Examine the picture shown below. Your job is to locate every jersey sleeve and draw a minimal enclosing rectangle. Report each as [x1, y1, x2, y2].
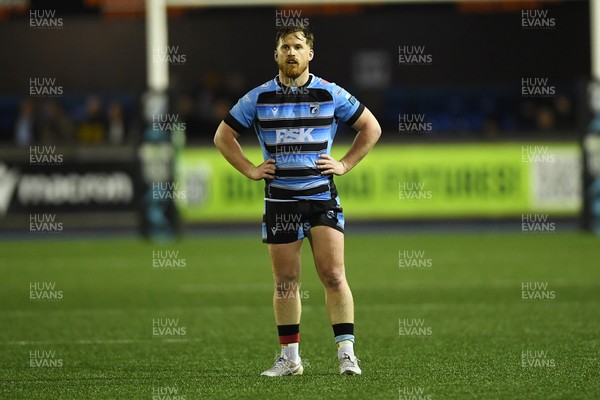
[224, 90, 257, 134]
[332, 84, 365, 126]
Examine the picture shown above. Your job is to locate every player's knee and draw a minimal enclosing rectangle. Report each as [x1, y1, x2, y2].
[320, 267, 346, 290]
[273, 270, 299, 282]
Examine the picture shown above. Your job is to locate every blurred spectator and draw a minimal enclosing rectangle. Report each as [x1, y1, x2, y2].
[1, 86, 580, 146]
[482, 116, 500, 139]
[197, 70, 234, 134]
[518, 100, 537, 131]
[39, 101, 75, 144]
[14, 99, 37, 146]
[176, 95, 203, 137]
[107, 101, 125, 145]
[213, 98, 232, 122]
[77, 96, 107, 144]
[553, 95, 574, 131]
[535, 106, 556, 132]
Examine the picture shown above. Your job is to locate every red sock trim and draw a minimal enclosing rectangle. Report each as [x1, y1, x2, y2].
[279, 333, 300, 344]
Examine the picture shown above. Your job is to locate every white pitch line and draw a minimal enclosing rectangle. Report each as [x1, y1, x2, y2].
[180, 282, 271, 293]
[0, 338, 203, 346]
[0, 305, 276, 317]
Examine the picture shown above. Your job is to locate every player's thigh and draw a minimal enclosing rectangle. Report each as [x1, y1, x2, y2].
[268, 240, 303, 280]
[308, 225, 345, 279]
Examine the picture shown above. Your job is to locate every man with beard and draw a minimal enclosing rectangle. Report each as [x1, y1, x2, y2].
[214, 24, 381, 376]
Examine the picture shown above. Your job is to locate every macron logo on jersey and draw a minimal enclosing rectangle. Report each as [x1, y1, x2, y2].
[276, 128, 315, 143]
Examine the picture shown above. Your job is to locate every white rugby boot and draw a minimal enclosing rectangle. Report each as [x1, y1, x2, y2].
[260, 355, 303, 377]
[338, 352, 361, 375]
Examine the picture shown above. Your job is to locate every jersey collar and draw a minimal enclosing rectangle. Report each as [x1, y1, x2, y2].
[274, 73, 314, 88]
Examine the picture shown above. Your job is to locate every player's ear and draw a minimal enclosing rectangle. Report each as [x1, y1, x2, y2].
[308, 48, 314, 61]
[274, 50, 278, 62]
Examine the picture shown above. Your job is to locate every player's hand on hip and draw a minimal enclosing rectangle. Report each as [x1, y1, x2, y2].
[317, 154, 347, 176]
[248, 158, 276, 180]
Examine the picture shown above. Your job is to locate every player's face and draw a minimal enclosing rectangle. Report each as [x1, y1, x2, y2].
[274, 32, 313, 82]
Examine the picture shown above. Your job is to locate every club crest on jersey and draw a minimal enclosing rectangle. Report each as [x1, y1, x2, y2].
[275, 128, 315, 143]
[309, 103, 320, 116]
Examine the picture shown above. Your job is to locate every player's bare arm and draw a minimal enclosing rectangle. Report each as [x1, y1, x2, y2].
[316, 107, 381, 176]
[214, 121, 276, 180]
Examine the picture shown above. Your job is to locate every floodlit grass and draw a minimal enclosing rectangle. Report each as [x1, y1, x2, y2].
[0, 232, 598, 399]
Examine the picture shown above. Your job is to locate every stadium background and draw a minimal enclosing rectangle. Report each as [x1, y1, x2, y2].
[0, 0, 599, 399]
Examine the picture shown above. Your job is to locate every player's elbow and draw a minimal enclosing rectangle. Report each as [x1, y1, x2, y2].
[374, 123, 382, 139]
[214, 122, 237, 150]
[369, 119, 382, 142]
[214, 125, 227, 150]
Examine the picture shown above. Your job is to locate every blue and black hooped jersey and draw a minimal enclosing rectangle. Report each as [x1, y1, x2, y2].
[224, 74, 365, 201]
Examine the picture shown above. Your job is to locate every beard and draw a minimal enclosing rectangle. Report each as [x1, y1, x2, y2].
[277, 57, 308, 82]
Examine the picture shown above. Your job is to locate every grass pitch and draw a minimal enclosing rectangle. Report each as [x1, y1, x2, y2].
[0, 232, 598, 399]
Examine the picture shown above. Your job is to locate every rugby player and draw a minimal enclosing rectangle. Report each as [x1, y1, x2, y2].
[214, 24, 381, 376]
